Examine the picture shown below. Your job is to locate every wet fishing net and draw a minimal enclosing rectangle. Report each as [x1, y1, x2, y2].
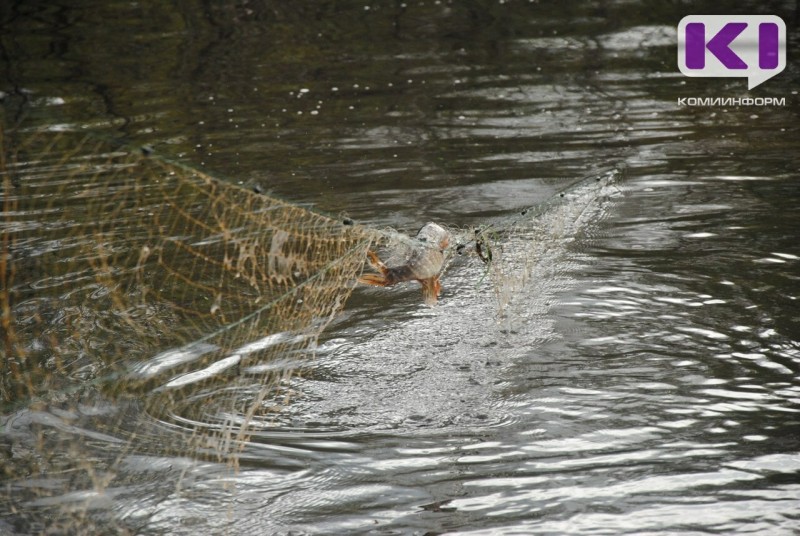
[0, 126, 621, 534]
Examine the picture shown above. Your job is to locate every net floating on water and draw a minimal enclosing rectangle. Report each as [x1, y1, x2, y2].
[0, 127, 623, 532]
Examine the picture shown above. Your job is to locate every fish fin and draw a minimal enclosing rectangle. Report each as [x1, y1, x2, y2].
[419, 277, 441, 305]
[358, 273, 392, 287]
[366, 250, 390, 274]
[359, 250, 395, 287]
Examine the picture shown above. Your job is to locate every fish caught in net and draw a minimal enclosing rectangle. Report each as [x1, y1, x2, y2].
[0, 125, 622, 533]
[358, 222, 452, 305]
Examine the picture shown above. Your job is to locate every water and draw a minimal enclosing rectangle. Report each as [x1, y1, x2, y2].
[2, 0, 799, 534]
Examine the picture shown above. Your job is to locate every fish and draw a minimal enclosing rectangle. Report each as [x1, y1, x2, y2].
[358, 222, 451, 304]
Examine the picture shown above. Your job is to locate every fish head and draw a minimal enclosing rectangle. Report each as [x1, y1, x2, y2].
[415, 222, 450, 250]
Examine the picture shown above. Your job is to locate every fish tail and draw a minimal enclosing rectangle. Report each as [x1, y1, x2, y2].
[358, 273, 393, 287]
[359, 249, 404, 287]
[359, 249, 394, 287]
[365, 250, 388, 273]
[360, 249, 424, 290]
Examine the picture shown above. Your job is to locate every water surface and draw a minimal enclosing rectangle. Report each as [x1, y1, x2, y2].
[1, 0, 799, 534]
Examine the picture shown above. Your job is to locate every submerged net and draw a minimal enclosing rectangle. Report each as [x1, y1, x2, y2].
[0, 126, 621, 533]
[0, 128, 387, 532]
[469, 169, 622, 318]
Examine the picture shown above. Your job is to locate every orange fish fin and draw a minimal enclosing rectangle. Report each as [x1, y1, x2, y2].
[419, 277, 441, 305]
[366, 250, 390, 274]
[358, 273, 392, 287]
[360, 249, 394, 287]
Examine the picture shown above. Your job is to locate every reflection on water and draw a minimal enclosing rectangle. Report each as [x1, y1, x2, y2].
[2, 0, 799, 534]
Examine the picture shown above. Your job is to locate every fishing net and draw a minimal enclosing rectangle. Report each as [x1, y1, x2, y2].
[469, 169, 622, 319]
[0, 126, 621, 534]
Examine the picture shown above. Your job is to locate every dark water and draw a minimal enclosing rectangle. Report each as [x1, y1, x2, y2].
[2, 0, 800, 534]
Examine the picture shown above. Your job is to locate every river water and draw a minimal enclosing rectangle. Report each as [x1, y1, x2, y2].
[1, 1, 799, 534]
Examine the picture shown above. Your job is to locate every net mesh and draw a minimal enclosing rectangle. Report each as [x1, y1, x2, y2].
[0, 128, 389, 532]
[0, 126, 621, 533]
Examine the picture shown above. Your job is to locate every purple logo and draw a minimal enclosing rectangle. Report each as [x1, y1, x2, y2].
[678, 15, 786, 89]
